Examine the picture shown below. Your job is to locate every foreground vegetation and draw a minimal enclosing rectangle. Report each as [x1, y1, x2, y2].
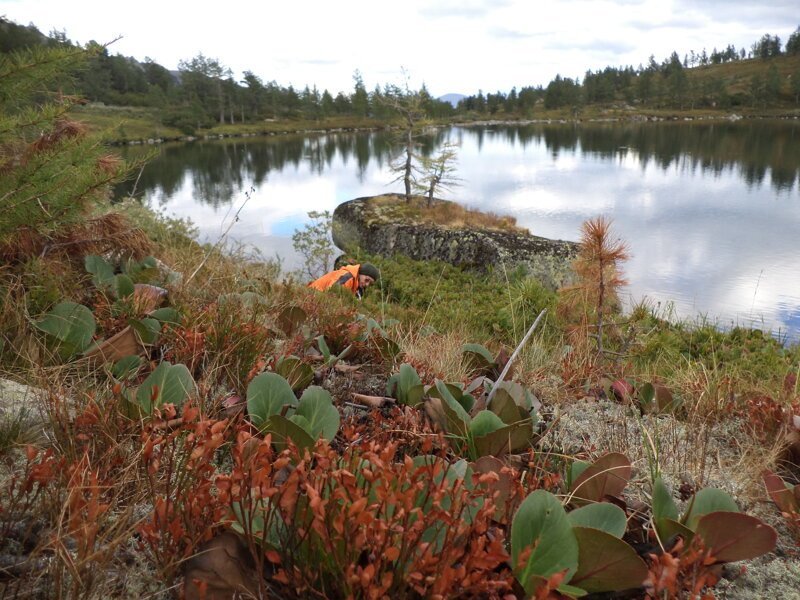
[2, 38, 799, 600]
[3, 192, 800, 598]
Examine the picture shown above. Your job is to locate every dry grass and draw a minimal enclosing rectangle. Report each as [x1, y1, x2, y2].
[0, 359, 162, 597]
[118, 199, 281, 309]
[513, 335, 564, 398]
[0, 212, 151, 265]
[395, 326, 472, 383]
[368, 194, 527, 233]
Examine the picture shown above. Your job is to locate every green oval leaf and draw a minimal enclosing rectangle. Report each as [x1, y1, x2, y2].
[265, 414, 315, 451]
[246, 372, 298, 430]
[470, 410, 506, 438]
[111, 355, 143, 380]
[489, 388, 525, 424]
[568, 503, 627, 538]
[129, 317, 161, 345]
[511, 490, 579, 595]
[639, 382, 655, 410]
[85, 255, 115, 288]
[461, 343, 495, 374]
[493, 380, 535, 414]
[114, 274, 135, 299]
[682, 488, 739, 531]
[387, 363, 424, 406]
[373, 336, 401, 360]
[652, 476, 679, 523]
[295, 386, 339, 440]
[571, 527, 649, 593]
[569, 460, 590, 488]
[458, 391, 475, 412]
[275, 356, 314, 392]
[435, 379, 471, 437]
[150, 307, 181, 325]
[289, 414, 313, 431]
[656, 518, 694, 546]
[473, 420, 533, 458]
[136, 361, 196, 413]
[34, 301, 96, 357]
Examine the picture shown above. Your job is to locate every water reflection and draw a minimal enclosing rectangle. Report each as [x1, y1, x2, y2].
[117, 121, 800, 208]
[114, 120, 800, 339]
[493, 121, 799, 192]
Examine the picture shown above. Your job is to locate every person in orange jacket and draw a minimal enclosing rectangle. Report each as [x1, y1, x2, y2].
[307, 263, 380, 299]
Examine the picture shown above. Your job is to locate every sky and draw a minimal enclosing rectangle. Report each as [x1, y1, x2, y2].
[2, 0, 798, 97]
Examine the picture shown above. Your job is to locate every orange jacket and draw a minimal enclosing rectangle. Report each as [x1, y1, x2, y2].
[307, 264, 360, 294]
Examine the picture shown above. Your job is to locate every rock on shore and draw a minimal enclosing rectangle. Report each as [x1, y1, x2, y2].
[332, 194, 578, 289]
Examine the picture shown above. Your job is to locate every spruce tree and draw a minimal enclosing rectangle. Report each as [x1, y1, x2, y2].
[0, 43, 143, 261]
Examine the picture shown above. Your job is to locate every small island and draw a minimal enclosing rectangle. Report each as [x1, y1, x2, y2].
[332, 194, 578, 289]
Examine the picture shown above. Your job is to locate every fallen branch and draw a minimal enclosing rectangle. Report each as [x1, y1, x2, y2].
[151, 417, 184, 431]
[351, 393, 395, 409]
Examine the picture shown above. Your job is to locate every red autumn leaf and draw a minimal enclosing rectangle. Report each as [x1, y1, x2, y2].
[349, 496, 368, 517]
[272, 569, 289, 584]
[384, 546, 400, 561]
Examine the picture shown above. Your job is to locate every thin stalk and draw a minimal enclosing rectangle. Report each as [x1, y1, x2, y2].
[597, 255, 605, 355]
[185, 188, 252, 285]
[500, 261, 517, 341]
[420, 264, 446, 329]
[485, 308, 547, 407]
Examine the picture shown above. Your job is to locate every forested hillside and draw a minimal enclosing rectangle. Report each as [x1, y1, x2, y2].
[0, 20, 800, 139]
[2, 17, 799, 137]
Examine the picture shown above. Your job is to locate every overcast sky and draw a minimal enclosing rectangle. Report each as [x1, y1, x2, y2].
[2, 0, 798, 97]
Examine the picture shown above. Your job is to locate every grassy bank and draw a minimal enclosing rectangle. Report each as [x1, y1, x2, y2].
[73, 104, 396, 143]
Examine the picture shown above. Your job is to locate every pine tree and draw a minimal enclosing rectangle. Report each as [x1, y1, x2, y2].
[351, 70, 369, 117]
[381, 84, 428, 202]
[414, 142, 460, 207]
[765, 63, 782, 102]
[787, 27, 800, 55]
[790, 69, 800, 105]
[560, 217, 629, 357]
[0, 43, 144, 261]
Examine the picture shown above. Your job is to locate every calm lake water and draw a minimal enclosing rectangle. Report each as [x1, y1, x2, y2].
[115, 120, 800, 341]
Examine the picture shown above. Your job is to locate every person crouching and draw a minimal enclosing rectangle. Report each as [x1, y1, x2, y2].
[307, 263, 380, 299]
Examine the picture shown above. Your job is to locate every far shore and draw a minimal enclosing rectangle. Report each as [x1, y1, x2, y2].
[74, 104, 800, 145]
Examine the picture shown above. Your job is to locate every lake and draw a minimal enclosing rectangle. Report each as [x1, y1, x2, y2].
[115, 120, 800, 341]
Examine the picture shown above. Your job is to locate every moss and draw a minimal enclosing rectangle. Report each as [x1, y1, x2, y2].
[360, 254, 557, 345]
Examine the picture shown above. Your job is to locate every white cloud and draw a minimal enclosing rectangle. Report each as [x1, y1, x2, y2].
[2, 0, 797, 96]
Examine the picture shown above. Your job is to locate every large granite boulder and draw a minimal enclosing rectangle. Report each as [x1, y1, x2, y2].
[332, 194, 578, 289]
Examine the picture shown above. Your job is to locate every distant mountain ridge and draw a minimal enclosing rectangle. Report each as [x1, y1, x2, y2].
[438, 93, 466, 107]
